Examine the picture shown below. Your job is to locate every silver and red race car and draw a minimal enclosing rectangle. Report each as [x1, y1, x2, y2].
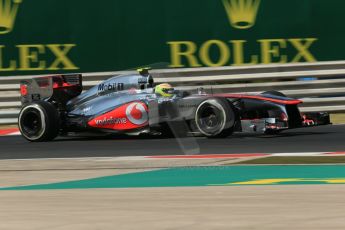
[18, 68, 330, 142]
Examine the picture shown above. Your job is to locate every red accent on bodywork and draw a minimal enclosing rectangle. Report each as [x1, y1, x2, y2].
[301, 114, 315, 126]
[52, 76, 76, 89]
[88, 102, 148, 130]
[53, 82, 75, 89]
[20, 85, 28, 96]
[130, 105, 143, 120]
[213, 93, 302, 105]
[281, 112, 288, 121]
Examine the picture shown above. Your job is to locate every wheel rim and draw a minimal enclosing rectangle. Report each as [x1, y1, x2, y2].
[22, 109, 42, 135]
[197, 103, 225, 135]
[19, 104, 46, 140]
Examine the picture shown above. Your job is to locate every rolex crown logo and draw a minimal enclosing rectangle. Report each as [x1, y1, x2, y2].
[222, 0, 260, 30]
[0, 0, 22, 34]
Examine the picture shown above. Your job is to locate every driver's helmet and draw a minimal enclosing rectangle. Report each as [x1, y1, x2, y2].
[155, 83, 174, 97]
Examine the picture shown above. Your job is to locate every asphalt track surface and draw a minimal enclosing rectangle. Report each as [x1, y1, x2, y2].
[0, 124, 344, 160]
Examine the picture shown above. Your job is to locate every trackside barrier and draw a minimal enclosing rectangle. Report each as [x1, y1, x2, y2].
[1, 61, 345, 125]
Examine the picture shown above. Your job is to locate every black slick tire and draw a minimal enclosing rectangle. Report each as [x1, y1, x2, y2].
[18, 101, 59, 142]
[195, 98, 236, 138]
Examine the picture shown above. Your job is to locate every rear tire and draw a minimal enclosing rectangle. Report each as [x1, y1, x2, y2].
[18, 101, 59, 142]
[195, 98, 236, 138]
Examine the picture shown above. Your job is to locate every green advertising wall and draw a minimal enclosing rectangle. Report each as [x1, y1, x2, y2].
[0, 0, 344, 76]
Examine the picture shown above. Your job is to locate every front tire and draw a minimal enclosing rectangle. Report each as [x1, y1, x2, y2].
[18, 101, 60, 142]
[195, 98, 236, 138]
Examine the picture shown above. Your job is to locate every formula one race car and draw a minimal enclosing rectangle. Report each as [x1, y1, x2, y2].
[18, 68, 331, 142]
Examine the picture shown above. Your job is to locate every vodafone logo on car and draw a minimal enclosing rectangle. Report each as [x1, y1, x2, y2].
[126, 102, 148, 125]
[88, 101, 148, 130]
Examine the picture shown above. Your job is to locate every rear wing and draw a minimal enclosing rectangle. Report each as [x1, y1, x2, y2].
[20, 74, 82, 105]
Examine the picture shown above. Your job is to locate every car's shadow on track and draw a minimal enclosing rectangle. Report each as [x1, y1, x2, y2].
[232, 131, 333, 139]
[50, 130, 334, 142]
[261, 131, 333, 138]
[52, 134, 186, 142]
